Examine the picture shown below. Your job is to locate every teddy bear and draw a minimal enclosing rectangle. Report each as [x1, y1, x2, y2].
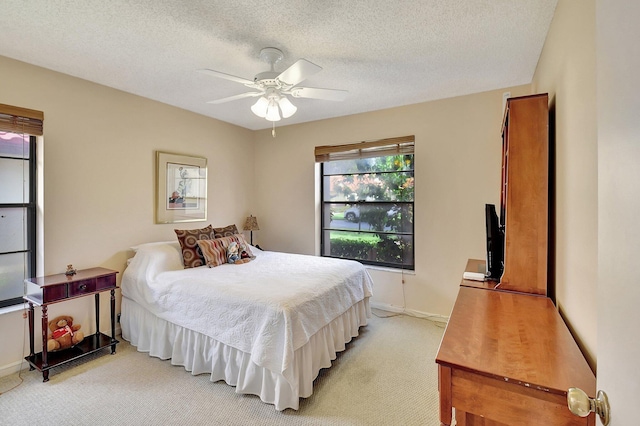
[227, 241, 253, 264]
[47, 315, 84, 352]
[227, 241, 241, 264]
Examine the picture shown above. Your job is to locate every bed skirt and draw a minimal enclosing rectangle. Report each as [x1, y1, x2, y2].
[121, 296, 370, 411]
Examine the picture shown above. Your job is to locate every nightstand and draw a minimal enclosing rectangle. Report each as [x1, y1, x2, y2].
[24, 267, 119, 382]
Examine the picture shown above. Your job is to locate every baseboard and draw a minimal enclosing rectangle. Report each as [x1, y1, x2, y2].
[370, 301, 405, 314]
[370, 302, 449, 324]
[403, 307, 449, 324]
[0, 359, 29, 378]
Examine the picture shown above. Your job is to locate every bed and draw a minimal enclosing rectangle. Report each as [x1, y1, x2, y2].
[120, 239, 373, 410]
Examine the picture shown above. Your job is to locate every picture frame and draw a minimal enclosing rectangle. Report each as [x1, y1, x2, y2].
[155, 151, 207, 223]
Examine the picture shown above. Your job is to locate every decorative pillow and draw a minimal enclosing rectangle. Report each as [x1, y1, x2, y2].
[197, 236, 235, 268]
[198, 234, 254, 267]
[174, 225, 214, 268]
[212, 224, 239, 239]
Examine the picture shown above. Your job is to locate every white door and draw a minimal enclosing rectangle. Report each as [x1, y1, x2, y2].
[596, 1, 640, 424]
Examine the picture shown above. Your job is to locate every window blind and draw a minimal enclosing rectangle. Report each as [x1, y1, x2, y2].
[0, 103, 44, 136]
[314, 135, 414, 162]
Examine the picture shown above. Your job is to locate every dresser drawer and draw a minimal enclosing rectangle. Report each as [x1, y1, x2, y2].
[42, 285, 67, 303]
[68, 279, 96, 297]
[96, 274, 116, 290]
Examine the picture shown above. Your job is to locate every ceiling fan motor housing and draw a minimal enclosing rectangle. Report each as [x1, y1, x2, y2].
[253, 72, 279, 86]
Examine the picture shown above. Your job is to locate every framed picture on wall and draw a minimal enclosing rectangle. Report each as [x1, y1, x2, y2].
[155, 151, 207, 223]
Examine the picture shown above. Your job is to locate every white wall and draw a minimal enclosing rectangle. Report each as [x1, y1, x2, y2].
[532, 0, 598, 366]
[0, 55, 255, 374]
[253, 86, 531, 316]
[596, 0, 640, 422]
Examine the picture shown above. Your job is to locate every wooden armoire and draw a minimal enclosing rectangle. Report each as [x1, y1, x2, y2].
[498, 93, 549, 295]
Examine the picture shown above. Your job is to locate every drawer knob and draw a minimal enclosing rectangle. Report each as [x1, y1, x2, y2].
[78, 284, 87, 291]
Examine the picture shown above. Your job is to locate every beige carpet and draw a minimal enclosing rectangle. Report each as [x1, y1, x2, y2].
[0, 313, 444, 426]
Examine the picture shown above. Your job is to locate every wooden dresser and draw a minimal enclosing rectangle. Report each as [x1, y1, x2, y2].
[436, 263, 596, 425]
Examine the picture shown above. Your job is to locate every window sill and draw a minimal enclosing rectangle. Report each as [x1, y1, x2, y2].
[0, 303, 28, 316]
[365, 265, 416, 275]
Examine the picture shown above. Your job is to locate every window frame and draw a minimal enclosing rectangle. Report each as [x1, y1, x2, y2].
[319, 155, 415, 270]
[0, 134, 37, 308]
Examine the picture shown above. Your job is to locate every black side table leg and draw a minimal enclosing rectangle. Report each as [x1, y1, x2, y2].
[95, 293, 100, 336]
[110, 289, 116, 354]
[41, 305, 49, 382]
[27, 302, 35, 370]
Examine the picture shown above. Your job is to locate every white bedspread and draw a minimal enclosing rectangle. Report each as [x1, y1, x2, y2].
[121, 242, 373, 386]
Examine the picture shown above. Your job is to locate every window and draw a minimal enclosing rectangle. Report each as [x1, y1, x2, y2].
[0, 104, 42, 308]
[318, 136, 414, 269]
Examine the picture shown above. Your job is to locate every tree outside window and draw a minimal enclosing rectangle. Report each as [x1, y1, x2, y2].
[321, 154, 414, 269]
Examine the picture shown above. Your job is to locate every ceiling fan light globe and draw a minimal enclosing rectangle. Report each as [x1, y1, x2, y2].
[265, 101, 281, 121]
[278, 96, 297, 118]
[251, 96, 269, 118]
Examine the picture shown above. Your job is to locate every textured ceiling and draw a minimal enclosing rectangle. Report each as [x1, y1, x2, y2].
[0, 0, 557, 130]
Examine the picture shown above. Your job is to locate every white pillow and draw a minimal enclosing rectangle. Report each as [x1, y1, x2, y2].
[129, 241, 184, 273]
[121, 241, 184, 300]
[130, 240, 179, 253]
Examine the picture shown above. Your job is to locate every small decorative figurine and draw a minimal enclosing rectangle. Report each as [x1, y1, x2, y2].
[65, 264, 77, 276]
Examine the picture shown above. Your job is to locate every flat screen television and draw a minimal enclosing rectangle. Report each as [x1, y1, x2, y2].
[485, 204, 504, 281]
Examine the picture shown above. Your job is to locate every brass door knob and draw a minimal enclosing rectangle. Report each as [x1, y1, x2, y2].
[567, 388, 610, 425]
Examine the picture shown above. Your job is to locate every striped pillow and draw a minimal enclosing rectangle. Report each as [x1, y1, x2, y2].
[197, 236, 233, 268]
[198, 234, 254, 267]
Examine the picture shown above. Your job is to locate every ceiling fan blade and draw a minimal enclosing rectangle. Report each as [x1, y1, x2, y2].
[290, 87, 348, 101]
[197, 69, 257, 87]
[206, 92, 263, 104]
[276, 59, 322, 86]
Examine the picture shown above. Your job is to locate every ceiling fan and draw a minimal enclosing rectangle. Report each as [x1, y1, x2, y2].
[198, 47, 348, 122]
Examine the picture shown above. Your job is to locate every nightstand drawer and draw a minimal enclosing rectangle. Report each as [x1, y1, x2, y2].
[68, 279, 96, 297]
[96, 274, 116, 290]
[42, 285, 67, 303]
